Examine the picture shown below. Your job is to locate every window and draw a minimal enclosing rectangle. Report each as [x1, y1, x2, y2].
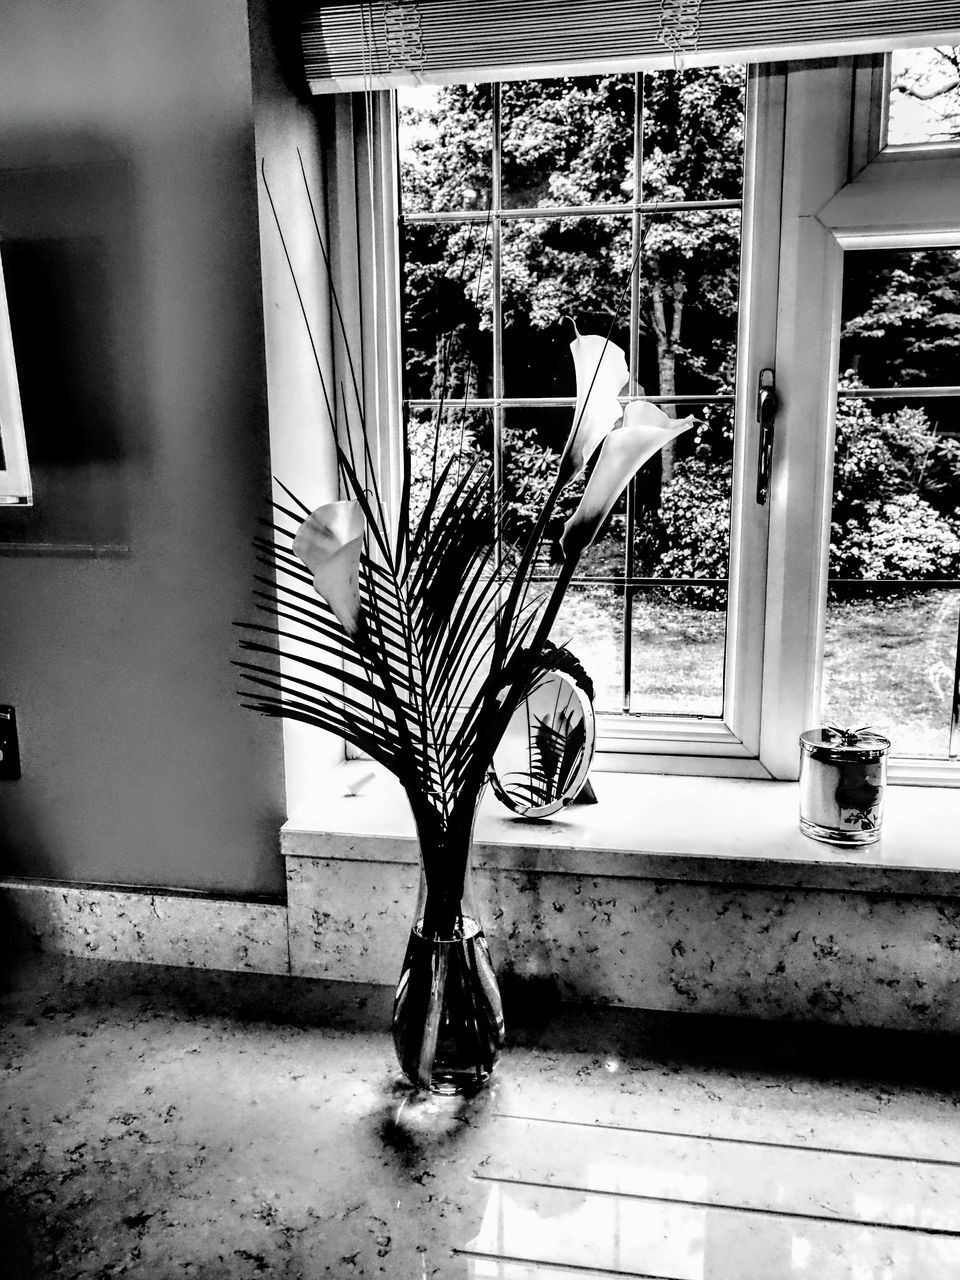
[823, 246, 960, 763]
[887, 46, 960, 146]
[764, 52, 960, 785]
[338, 46, 960, 786]
[399, 70, 746, 723]
[396, 66, 772, 777]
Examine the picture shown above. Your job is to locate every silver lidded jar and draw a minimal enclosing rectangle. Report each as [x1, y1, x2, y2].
[798, 727, 892, 846]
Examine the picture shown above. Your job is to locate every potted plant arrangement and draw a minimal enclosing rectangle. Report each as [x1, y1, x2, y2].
[237, 191, 695, 1093]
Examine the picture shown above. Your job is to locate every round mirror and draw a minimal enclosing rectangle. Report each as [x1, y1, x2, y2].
[488, 648, 596, 818]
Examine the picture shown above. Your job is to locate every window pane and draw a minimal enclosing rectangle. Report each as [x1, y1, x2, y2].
[396, 71, 747, 735]
[397, 85, 492, 214]
[633, 401, 734, 582]
[501, 74, 635, 210]
[887, 47, 960, 147]
[638, 210, 741, 397]
[401, 221, 493, 401]
[502, 407, 568, 573]
[840, 247, 960, 388]
[501, 216, 632, 399]
[630, 585, 727, 717]
[630, 401, 731, 718]
[826, 382, 960, 756]
[822, 588, 959, 758]
[636, 65, 746, 203]
[405, 406, 494, 532]
[549, 583, 623, 714]
[502, 407, 628, 588]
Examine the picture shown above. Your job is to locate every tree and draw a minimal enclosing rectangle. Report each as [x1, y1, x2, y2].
[399, 69, 744, 474]
[399, 67, 960, 600]
[829, 390, 960, 587]
[890, 47, 960, 143]
[840, 247, 960, 394]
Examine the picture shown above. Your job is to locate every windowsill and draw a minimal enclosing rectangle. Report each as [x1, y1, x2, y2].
[282, 765, 960, 898]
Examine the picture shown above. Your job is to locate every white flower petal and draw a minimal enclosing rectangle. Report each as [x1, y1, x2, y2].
[558, 334, 630, 486]
[293, 500, 365, 635]
[560, 406, 698, 560]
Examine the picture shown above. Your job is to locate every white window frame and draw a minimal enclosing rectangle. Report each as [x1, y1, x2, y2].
[595, 62, 785, 777]
[763, 58, 960, 787]
[365, 52, 960, 786]
[0, 248, 31, 507]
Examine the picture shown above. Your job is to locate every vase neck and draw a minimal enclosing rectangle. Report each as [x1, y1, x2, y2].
[412, 806, 480, 942]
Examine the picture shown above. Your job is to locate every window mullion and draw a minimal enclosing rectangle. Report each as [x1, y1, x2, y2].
[622, 71, 644, 714]
[759, 61, 855, 779]
[705, 62, 785, 766]
[491, 85, 504, 549]
[951, 605, 960, 759]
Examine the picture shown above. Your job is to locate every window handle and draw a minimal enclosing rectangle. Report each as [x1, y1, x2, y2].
[756, 367, 777, 505]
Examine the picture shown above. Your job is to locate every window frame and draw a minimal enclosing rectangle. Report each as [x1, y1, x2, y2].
[376, 52, 960, 786]
[392, 65, 785, 777]
[762, 58, 960, 786]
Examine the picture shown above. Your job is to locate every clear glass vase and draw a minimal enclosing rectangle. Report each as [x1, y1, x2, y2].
[392, 855, 504, 1095]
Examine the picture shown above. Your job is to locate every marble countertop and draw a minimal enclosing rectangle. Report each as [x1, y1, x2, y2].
[282, 766, 960, 897]
[5, 952, 960, 1278]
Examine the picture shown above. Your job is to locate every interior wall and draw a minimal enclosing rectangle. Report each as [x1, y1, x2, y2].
[247, 0, 346, 814]
[0, 0, 287, 895]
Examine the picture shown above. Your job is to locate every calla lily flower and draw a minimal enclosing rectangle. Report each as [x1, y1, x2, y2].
[557, 330, 630, 487]
[292, 500, 365, 636]
[560, 400, 698, 562]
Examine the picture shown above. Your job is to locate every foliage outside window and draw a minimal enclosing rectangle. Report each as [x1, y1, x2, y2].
[822, 246, 960, 760]
[889, 47, 960, 145]
[395, 51, 960, 774]
[398, 68, 744, 719]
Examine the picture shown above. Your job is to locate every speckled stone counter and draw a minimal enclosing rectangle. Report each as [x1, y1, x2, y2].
[0, 882, 288, 973]
[4, 952, 960, 1279]
[5, 771, 960, 1035]
[283, 769, 960, 1033]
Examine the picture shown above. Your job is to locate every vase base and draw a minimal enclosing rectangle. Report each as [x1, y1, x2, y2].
[800, 816, 880, 846]
[414, 1067, 497, 1097]
[393, 918, 505, 1096]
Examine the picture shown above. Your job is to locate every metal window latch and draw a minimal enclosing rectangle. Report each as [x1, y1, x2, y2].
[756, 367, 777, 505]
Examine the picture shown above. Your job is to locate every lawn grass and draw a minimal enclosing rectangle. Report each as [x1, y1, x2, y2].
[552, 586, 725, 717]
[555, 586, 959, 757]
[823, 590, 959, 757]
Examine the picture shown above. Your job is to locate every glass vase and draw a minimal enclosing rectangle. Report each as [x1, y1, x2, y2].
[392, 854, 504, 1095]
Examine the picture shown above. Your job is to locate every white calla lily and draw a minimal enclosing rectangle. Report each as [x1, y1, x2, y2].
[292, 499, 365, 636]
[557, 330, 630, 487]
[560, 400, 698, 561]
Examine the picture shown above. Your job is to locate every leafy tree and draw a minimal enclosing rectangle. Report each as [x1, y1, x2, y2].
[840, 248, 960, 395]
[890, 46, 960, 142]
[830, 390, 960, 587]
[656, 392, 960, 600]
[399, 68, 745, 481]
[399, 68, 960, 604]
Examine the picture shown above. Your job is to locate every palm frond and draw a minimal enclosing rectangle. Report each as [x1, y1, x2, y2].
[243, 162, 603, 836]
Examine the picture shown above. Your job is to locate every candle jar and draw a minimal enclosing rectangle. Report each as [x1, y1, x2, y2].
[798, 728, 891, 846]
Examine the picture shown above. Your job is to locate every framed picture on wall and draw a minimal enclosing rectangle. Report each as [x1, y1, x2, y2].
[0, 246, 31, 508]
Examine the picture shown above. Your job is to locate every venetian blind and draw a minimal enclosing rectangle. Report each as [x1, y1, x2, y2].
[300, 0, 960, 92]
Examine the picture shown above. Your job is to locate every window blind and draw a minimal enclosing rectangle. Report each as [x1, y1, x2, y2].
[300, 0, 960, 92]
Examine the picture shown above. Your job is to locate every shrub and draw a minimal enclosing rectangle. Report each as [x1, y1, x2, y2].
[830, 388, 960, 587]
[831, 494, 960, 580]
[657, 455, 731, 581]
